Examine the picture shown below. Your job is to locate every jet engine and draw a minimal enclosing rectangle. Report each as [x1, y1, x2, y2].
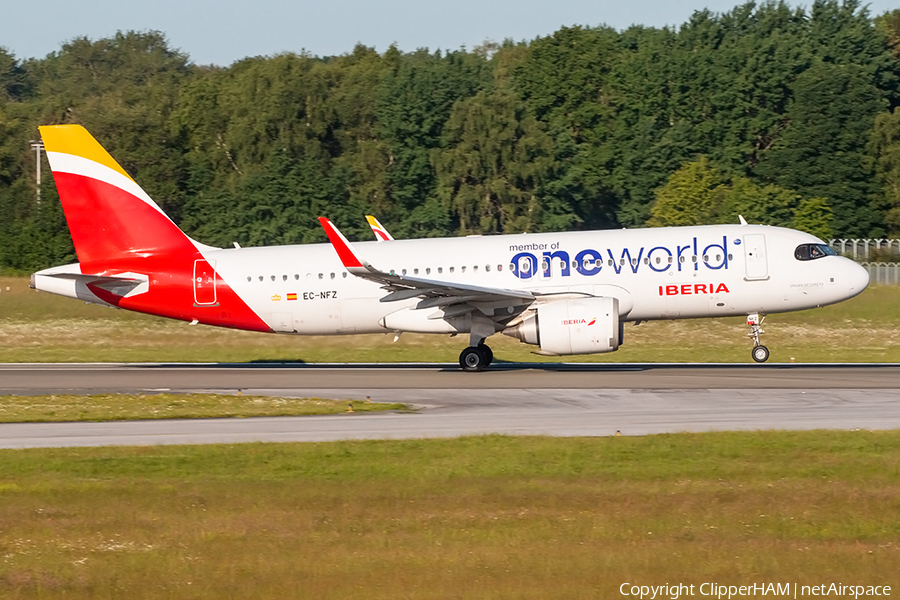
[503, 297, 621, 355]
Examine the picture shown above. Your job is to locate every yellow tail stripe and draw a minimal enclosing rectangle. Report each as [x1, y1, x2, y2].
[39, 124, 134, 182]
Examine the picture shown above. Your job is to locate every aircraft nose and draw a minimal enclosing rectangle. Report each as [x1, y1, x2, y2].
[845, 259, 869, 296]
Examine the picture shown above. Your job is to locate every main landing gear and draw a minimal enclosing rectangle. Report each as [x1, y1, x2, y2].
[459, 316, 497, 372]
[747, 313, 769, 363]
[459, 343, 493, 372]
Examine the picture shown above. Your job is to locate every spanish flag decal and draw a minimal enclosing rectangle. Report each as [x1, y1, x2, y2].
[287, 293, 298, 301]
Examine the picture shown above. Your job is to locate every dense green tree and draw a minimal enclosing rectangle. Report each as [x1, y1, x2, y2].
[514, 26, 623, 230]
[0, 48, 30, 102]
[432, 89, 555, 234]
[792, 197, 834, 240]
[869, 108, 900, 235]
[376, 49, 489, 237]
[754, 61, 887, 236]
[647, 157, 728, 227]
[2, 1, 900, 272]
[649, 156, 833, 237]
[876, 9, 900, 60]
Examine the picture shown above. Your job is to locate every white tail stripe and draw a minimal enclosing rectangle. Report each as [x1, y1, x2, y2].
[45, 151, 171, 220]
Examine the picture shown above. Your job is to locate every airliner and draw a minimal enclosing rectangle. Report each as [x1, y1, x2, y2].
[30, 125, 869, 371]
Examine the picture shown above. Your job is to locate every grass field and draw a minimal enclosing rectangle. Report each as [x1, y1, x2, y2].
[0, 432, 898, 599]
[1, 277, 899, 363]
[0, 393, 406, 423]
[2, 279, 898, 598]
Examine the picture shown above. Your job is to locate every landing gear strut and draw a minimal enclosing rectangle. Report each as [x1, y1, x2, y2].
[459, 344, 493, 372]
[747, 313, 769, 363]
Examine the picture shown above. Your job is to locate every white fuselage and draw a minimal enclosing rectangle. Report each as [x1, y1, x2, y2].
[201, 224, 868, 335]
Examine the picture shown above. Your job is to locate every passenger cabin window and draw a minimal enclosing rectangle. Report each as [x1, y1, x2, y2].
[795, 243, 836, 261]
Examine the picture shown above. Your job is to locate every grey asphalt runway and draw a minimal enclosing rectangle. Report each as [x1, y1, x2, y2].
[1, 363, 898, 448]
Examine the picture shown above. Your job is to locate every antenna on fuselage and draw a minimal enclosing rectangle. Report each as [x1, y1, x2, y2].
[738, 215, 748, 226]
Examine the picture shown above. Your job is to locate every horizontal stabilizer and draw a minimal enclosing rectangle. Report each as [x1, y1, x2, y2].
[32, 265, 149, 301]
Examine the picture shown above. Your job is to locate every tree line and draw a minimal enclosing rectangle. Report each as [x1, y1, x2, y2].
[1, 0, 900, 273]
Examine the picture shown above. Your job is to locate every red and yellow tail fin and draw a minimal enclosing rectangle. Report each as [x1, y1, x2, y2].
[39, 124, 196, 272]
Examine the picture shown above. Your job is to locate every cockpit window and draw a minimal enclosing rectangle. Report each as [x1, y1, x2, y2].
[794, 243, 837, 261]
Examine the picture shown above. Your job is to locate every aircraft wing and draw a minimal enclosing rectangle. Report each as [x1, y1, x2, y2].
[319, 218, 534, 309]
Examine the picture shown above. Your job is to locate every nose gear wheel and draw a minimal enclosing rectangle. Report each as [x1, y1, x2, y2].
[747, 313, 769, 363]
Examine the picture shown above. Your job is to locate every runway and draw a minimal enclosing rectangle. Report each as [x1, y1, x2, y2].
[1, 363, 899, 448]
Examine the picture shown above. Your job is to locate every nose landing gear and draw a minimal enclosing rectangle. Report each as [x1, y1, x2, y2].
[747, 313, 769, 363]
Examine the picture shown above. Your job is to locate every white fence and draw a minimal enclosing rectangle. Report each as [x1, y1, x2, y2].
[824, 240, 900, 285]
[860, 262, 900, 286]
[829, 238, 900, 261]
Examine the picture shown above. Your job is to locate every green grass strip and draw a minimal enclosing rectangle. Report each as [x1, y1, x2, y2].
[0, 393, 407, 422]
[0, 432, 898, 598]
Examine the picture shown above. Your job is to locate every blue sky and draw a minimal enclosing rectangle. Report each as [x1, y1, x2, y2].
[3, 0, 897, 66]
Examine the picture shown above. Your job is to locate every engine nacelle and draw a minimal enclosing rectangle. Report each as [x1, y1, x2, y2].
[503, 297, 621, 355]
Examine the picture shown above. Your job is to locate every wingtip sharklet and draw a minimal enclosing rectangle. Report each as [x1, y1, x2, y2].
[366, 214, 394, 241]
[318, 217, 366, 269]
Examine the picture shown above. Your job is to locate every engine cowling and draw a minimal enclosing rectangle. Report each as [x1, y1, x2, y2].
[503, 297, 621, 355]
